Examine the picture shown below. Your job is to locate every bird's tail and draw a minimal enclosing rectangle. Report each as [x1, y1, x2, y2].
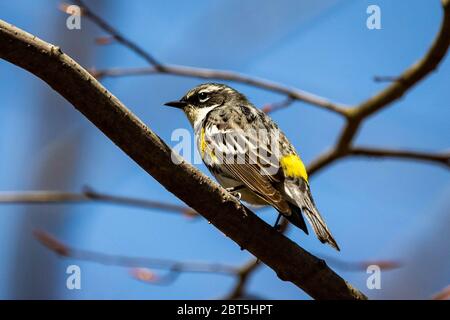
[289, 182, 340, 251]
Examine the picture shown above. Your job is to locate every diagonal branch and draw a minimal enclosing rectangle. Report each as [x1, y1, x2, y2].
[0, 19, 366, 300]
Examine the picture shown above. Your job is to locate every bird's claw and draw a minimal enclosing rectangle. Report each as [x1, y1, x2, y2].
[230, 191, 241, 201]
[226, 187, 242, 201]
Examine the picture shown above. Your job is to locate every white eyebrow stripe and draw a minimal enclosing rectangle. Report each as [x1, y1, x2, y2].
[199, 85, 223, 93]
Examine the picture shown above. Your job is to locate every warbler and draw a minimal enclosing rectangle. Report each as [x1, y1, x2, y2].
[165, 83, 339, 250]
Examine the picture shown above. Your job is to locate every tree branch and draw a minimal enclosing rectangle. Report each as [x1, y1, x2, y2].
[35, 229, 399, 292]
[34, 230, 237, 285]
[355, 0, 450, 120]
[349, 147, 450, 169]
[308, 0, 450, 176]
[308, 147, 450, 176]
[0, 188, 198, 217]
[336, 0, 450, 148]
[91, 65, 348, 115]
[71, 0, 348, 116]
[71, 0, 161, 67]
[0, 20, 366, 299]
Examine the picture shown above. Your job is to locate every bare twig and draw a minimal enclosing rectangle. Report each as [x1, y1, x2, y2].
[72, 0, 161, 67]
[35, 229, 399, 291]
[262, 97, 295, 113]
[0, 188, 198, 217]
[224, 218, 289, 299]
[308, 147, 450, 176]
[224, 258, 262, 300]
[373, 75, 403, 83]
[34, 230, 237, 285]
[69, 1, 348, 115]
[90, 65, 348, 115]
[349, 147, 450, 169]
[336, 0, 450, 148]
[308, 0, 450, 176]
[432, 285, 450, 300]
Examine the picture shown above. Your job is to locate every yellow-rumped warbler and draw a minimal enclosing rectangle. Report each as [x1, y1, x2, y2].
[165, 83, 339, 250]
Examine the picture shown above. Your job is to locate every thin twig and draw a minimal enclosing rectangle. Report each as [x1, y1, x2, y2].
[373, 75, 403, 83]
[70, 1, 348, 115]
[308, 147, 450, 176]
[0, 188, 198, 217]
[432, 285, 450, 300]
[336, 0, 450, 149]
[262, 97, 295, 113]
[349, 147, 450, 169]
[72, 0, 161, 67]
[224, 218, 289, 299]
[309, 0, 450, 176]
[34, 230, 237, 285]
[34, 229, 399, 290]
[90, 65, 348, 115]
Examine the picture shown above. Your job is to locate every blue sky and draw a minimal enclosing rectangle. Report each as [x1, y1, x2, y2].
[0, 0, 448, 299]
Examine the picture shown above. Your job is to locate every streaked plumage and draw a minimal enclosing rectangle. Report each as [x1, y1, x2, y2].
[165, 83, 340, 251]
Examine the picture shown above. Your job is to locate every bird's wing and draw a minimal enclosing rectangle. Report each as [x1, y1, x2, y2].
[201, 119, 290, 214]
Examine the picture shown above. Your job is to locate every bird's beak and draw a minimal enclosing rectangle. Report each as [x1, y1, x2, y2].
[164, 100, 187, 109]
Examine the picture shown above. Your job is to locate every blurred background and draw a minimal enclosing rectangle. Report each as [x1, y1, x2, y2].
[0, 0, 449, 299]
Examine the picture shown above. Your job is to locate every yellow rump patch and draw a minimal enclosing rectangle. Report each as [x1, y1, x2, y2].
[280, 154, 308, 181]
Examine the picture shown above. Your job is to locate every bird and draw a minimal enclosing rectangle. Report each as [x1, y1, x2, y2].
[165, 83, 340, 251]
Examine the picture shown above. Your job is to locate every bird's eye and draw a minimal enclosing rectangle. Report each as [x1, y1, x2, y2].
[198, 92, 209, 103]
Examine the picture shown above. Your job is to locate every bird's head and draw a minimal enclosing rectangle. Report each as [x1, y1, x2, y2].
[164, 83, 247, 126]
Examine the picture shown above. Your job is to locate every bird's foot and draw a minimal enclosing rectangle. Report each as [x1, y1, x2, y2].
[230, 191, 242, 200]
[226, 186, 244, 201]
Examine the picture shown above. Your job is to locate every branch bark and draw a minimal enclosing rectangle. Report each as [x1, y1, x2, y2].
[0, 20, 366, 299]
